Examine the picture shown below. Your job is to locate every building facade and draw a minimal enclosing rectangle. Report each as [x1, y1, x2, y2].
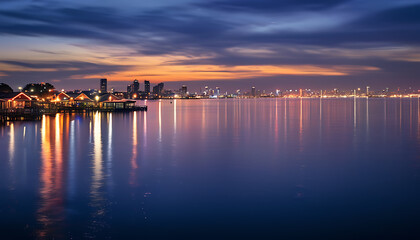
[144, 80, 150, 94]
[100, 78, 107, 93]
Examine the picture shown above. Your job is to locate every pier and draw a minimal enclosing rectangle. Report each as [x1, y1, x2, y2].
[0, 108, 45, 121]
[0, 105, 147, 122]
[53, 105, 147, 113]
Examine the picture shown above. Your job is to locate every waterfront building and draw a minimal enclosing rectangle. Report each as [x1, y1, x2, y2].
[97, 93, 120, 102]
[101, 99, 136, 110]
[0, 99, 6, 109]
[68, 93, 94, 106]
[54, 92, 94, 106]
[0, 92, 33, 108]
[97, 93, 137, 110]
[55, 92, 71, 102]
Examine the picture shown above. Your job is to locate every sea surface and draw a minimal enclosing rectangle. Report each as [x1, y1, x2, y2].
[1, 98, 420, 239]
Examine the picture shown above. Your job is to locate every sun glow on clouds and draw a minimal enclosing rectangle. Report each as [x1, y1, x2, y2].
[0, 40, 382, 85]
[73, 63, 379, 82]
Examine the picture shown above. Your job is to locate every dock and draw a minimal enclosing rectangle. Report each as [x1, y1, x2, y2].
[0, 105, 147, 122]
[53, 105, 147, 113]
[0, 108, 45, 121]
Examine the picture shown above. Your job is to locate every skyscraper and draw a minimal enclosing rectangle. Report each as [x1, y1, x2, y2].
[153, 83, 164, 95]
[100, 78, 107, 92]
[251, 87, 256, 97]
[133, 80, 139, 93]
[181, 85, 187, 96]
[144, 80, 150, 94]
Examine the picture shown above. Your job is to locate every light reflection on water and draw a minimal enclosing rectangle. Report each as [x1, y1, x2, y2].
[0, 98, 420, 239]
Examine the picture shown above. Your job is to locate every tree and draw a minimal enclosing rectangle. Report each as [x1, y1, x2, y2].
[0, 83, 13, 93]
[23, 83, 55, 97]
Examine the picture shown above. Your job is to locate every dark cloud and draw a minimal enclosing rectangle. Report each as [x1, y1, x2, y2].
[196, 0, 349, 13]
[1, 1, 419, 51]
[352, 5, 420, 29]
[0, 60, 133, 89]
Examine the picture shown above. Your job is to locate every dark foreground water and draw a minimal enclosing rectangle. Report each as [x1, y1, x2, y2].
[1, 98, 420, 239]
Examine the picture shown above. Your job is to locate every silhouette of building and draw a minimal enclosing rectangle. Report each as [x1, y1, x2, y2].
[181, 85, 187, 96]
[216, 87, 220, 96]
[153, 83, 164, 95]
[251, 87, 256, 97]
[144, 80, 150, 94]
[100, 79, 107, 92]
[127, 80, 140, 98]
[133, 80, 139, 93]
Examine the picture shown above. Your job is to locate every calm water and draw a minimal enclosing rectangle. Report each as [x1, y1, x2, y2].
[1, 98, 420, 239]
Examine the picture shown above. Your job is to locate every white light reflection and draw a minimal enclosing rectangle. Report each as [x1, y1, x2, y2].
[418, 97, 420, 141]
[299, 98, 303, 153]
[143, 110, 147, 148]
[217, 100, 220, 135]
[92, 111, 103, 197]
[87, 111, 106, 238]
[107, 113, 113, 190]
[275, 98, 278, 142]
[284, 98, 287, 142]
[174, 99, 177, 134]
[130, 112, 138, 185]
[366, 97, 369, 134]
[9, 123, 15, 172]
[68, 119, 76, 199]
[158, 100, 162, 142]
[320, 97, 323, 139]
[384, 98, 387, 131]
[353, 94, 356, 128]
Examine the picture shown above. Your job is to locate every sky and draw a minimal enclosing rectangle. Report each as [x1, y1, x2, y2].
[0, 0, 420, 92]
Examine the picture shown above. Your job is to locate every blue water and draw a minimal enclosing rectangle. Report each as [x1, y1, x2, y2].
[1, 98, 420, 239]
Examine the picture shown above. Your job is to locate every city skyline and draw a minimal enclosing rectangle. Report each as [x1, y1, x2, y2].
[1, 0, 420, 91]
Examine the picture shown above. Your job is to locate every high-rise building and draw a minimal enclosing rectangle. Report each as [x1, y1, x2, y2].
[181, 85, 187, 96]
[251, 87, 256, 97]
[144, 80, 150, 93]
[153, 83, 164, 95]
[133, 80, 139, 93]
[216, 87, 220, 96]
[100, 78, 107, 92]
